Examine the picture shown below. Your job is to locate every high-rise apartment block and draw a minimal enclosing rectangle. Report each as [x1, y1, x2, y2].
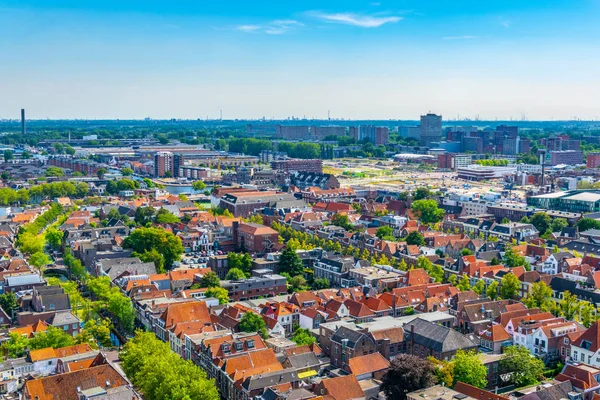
[420, 114, 442, 146]
[153, 152, 185, 177]
[310, 126, 346, 140]
[549, 150, 584, 166]
[276, 125, 310, 140]
[587, 153, 600, 168]
[355, 126, 389, 145]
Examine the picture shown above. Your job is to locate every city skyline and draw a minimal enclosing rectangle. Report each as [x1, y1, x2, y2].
[1, 0, 600, 120]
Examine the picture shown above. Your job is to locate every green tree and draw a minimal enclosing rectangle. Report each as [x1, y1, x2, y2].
[523, 281, 553, 311]
[412, 199, 444, 224]
[472, 280, 486, 295]
[331, 213, 352, 230]
[134, 206, 155, 225]
[452, 350, 488, 388]
[200, 271, 221, 288]
[2, 332, 29, 358]
[225, 268, 246, 280]
[501, 217, 511, 224]
[579, 301, 598, 328]
[45, 227, 64, 250]
[205, 287, 229, 304]
[550, 218, 569, 233]
[278, 247, 304, 277]
[121, 167, 133, 176]
[460, 248, 473, 256]
[29, 251, 50, 268]
[406, 231, 425, 246]
[3, 150, 13, 163]
[500, 345, 545, 387]
[18, 232, 44, 254]
[134, 249, 166, 274]
[291, 327, 315, 345]
[121, 331, 219, 400]
[155, 208, 180, 224]
[96, 168, 108, 178]
[289, 275, 307, 292]
[500, 273, 521, 299]
[45, 166, 65, 177]
[457, 274, 471, 292]
[486, 280, 499, 300]
[239, 312, 268, 338]
[376, 226, 394, 240]
[80, 318, 112, 347]
[560, 291, 580, 320]
[530, 212, 552, 234]
[311, 278, 329, 290]
[123, 227, 184, 269]
[504, 246, 527, 268]
[577, 218, 600, 232]
[0, 292, 18, 317]
[413, 187, 432, 201]
[29, 326, 75, 350]
[192, 180, 207, 191]
[381, 354, 437, 400]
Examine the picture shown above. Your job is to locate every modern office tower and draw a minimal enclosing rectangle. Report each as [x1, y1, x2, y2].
[494, 125, 518, 153]
[420, 113, 442, 146]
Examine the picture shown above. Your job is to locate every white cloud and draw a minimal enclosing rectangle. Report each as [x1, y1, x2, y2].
[442, 36, 477, 40]
[236, 20, 302, 35]
[499, 18, 511, 28]
[308, 11, 402, 28]
[237, 25, 262, 32]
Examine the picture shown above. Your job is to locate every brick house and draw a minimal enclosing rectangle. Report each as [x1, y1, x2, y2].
[233, 222, 279, 253]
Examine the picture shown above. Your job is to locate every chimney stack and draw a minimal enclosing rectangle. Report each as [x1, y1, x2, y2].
[21, 109, 26, 136]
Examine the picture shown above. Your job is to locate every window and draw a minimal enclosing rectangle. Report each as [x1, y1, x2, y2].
[63, 325, 68, 330]
[581, 353, 585, 361]
[564, 338, 569, 345]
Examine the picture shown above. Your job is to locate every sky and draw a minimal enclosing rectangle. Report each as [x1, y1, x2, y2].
[1, 0, 600, 120]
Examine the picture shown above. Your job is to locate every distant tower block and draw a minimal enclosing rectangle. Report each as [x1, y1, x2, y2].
[21, 109, 26, 136]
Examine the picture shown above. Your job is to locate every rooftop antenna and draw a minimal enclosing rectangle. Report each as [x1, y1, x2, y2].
[328, 110, 331, 121]
[220, 109, 223, 121]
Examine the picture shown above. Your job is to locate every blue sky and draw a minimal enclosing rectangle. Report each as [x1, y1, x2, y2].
[1, 0, 599, 120]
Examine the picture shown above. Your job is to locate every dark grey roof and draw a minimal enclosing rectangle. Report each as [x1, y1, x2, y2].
[50, 311, 80, 326]
[519, 380, 573, 400]
[330, 326, 369, 349]
[403, 318, 478, 353]
[99, 257, 157, 280]
[564, 238, 600, 254]
[286, 352, 320, 369]
[550, 277, 600, 303]
[242, 368, 299, 391]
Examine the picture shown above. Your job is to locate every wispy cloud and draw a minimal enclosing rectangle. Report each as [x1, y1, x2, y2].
[163, 23, 180, 30]
[442, 35, 477, 40]
[236, 20, 302, 35]
[237, 25, 262, 32]
[307, 11, 402, 28]
[370, 2, 381, 6]
[499, 18, 511, 28]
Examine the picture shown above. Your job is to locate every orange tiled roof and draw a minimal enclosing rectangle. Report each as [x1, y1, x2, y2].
[348, 352, 390, 376]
